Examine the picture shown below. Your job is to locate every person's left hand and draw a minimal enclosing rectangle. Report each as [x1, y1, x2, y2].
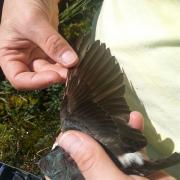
[54, 111, 174, 180]
[0, 0, 78, 90]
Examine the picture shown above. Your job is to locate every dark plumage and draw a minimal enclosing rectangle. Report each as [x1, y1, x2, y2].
[39, 35, 180, 180]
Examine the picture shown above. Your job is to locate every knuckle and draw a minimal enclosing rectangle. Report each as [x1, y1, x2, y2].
[22, 11, 40, 27]
[76, 146, 97, 172]
[44, 34, 64, 57]
[11, 75, 27, 90]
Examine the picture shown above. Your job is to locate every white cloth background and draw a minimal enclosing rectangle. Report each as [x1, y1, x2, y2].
[95, 0, 180, 177]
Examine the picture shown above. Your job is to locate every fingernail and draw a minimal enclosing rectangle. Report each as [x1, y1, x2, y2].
[59, 133, 82, 155]
[61, 50, 77, 66]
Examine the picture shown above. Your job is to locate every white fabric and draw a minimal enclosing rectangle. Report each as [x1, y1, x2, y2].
[96, 0, 180, 154]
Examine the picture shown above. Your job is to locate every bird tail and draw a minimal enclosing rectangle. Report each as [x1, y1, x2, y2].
[123, 152, 180, 176]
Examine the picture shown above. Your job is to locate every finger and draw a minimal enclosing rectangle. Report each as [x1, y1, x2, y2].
[45, 176, 51, 180]
[31, 58, 68, 80]
[1, 60, 62, 90]
[57, 130, 129, 180]
[25, 20, 78, 68]
[147, 171, 175, 180]
[14, 71, 63, 90]
[129, 111, 144, 131]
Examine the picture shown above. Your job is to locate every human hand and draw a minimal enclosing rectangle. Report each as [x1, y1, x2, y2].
[0, 0, 78, 90]
[55, 111, 174, 180]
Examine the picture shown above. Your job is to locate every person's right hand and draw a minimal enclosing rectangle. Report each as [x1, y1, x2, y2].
[0, 0, 78, 90]
[55, 111, 175, 180]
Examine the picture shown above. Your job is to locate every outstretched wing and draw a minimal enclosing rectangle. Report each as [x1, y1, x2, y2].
[60, 35, 147, 155]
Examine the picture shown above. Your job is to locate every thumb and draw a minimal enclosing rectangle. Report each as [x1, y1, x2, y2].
[57, 130, 128, 180]
[27, 20, 78, 67]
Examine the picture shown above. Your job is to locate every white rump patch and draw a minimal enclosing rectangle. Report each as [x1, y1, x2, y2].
[118, 152, 144, 167]
[52, 142, 58, 150]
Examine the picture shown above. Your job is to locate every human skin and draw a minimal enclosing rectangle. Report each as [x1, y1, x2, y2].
[54, 112, 174, 180]
[0, 0, 78, 90]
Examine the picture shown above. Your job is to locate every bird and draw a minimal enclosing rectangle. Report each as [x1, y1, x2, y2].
[38, 34, 180, 180]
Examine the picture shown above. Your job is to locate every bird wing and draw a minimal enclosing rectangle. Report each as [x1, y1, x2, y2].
[60, 35, 147, 154]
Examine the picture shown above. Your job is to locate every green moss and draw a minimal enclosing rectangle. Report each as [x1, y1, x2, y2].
[0, 81, 64, 173]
